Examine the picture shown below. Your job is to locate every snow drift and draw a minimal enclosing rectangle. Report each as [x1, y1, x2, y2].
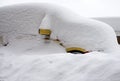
[1, 51, 120, 81]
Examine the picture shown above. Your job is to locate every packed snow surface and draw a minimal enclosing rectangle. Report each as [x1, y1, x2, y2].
[0, 3, 120, 81]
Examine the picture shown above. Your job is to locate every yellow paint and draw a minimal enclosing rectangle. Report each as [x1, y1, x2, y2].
[66, 47, 87, 53]
[39, 29, 51, 35]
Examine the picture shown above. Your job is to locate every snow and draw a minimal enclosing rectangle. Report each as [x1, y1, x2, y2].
[0, 3, 120, 81]
[1, 52, 120, 81]
[94, 17, 120, 36]
[0, 3, 119, 52]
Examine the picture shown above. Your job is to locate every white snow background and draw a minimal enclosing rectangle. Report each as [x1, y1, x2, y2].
[0, 3, 120, 81]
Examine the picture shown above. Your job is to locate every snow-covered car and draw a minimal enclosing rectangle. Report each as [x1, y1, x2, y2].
[0, 3, 119, 53]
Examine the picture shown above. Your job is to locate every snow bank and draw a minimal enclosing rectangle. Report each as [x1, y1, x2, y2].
[1, 52, 120, 81]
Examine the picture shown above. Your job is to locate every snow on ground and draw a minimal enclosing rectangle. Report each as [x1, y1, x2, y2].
[1, 50, 120, 81]
[0, 3, 120, 81]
